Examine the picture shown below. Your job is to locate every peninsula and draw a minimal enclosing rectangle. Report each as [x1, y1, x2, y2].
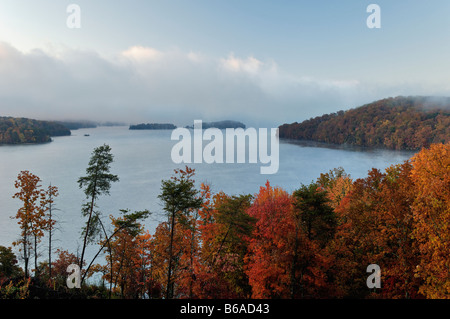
[0, 116, 71, 144]
[279, 96, 450, 150]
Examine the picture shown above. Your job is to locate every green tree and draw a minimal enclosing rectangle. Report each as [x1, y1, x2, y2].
[291, 182, 335, 297]
[158, 166, 203, 299]
[78, 144, 119, 279]
[212, 194, 254, 298]
[0, 246, 22, 278]
[293, 183, 336, 247]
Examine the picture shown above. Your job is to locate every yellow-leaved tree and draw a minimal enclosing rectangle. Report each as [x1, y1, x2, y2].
[410, 143, 450, 298]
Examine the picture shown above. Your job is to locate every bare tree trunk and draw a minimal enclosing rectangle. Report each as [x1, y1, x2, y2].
[166, 209, 176, 299]
[188, 209, 199, 299]
[290, 225, 299, 299]
[23, 204, 30, 278]
[79, 178, 97, 275]
[48, 190, 53, 281]
[23, 234, 29, 278]
[34, 234, 38, 276]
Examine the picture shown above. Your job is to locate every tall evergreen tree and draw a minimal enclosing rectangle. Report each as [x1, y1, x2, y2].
[158, 167, 203, 299]
[78, 144, 119, 279]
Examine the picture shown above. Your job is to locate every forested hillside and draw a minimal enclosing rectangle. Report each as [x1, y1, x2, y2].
[279, 96, 450, 150]
[0, 117, 71, 144]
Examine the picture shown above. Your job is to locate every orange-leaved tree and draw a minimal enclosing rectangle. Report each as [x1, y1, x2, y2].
[375, 162, 423, 299]
[195, 189, 254, 298]
[329, 169, 385, 298]
[94, 209, 150, 298]
[316, 167, 353, 210]
[12, 170, 48, 278]
[410, 142, 450, 298]
[245, 182, 294, 298]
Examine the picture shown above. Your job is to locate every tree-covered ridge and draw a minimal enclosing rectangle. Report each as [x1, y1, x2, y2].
[279, 96, 450, 150]
[0, 117, 71, 144]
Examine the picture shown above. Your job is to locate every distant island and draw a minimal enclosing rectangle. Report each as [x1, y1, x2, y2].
[278, 96, 450, 150]
[129, 123, 177, 130]
[0, 116, 71, 144]
[185, 120, 246, 129]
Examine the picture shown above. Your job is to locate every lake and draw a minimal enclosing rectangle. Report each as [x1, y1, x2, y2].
[0, 126, 415, 267]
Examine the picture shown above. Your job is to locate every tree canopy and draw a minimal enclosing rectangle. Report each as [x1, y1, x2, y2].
[279, 96, 450, 150]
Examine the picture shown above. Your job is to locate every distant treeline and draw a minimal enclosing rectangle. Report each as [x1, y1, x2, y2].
[56, 120, 97, 130]
[129, 123, 177, 130]
[56, 120, 126, 130]
[0, 117, 71, 144]
[279, 96, 450, 150]
[185, 120, 246, 129]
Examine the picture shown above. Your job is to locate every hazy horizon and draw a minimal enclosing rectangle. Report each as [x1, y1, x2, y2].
[2, 1, 450, 128]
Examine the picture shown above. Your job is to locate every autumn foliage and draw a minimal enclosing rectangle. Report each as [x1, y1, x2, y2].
[4, 142, 450, 299]
[279, 96, 450, 150]
[410, 143, 450, 298]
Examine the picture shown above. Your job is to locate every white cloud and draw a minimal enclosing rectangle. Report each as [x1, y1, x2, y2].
[219, 54, 263, 75]
[0, 41, 441, 128]
[122, 46, 163, 62]
[187, 51, 204, 63]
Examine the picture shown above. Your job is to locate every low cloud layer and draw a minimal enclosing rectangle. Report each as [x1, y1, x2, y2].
[0, 42, 446, 128]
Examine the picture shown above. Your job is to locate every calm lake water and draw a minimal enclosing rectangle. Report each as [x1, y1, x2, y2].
[0, 126, 415, 266]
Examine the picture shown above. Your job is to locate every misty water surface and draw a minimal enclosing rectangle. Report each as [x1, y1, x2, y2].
[0, 126, 415, 267]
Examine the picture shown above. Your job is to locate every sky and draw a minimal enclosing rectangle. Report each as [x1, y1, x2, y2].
[1, 0, 450, 127]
